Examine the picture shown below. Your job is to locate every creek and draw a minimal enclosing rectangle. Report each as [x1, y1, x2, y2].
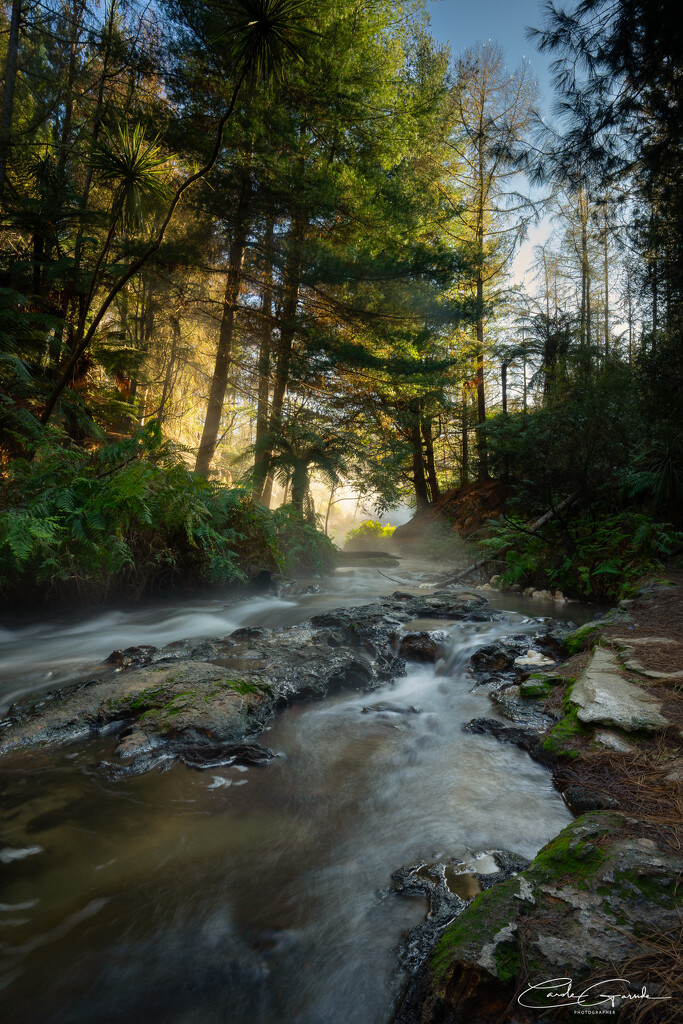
[1, 562, 583, 1023]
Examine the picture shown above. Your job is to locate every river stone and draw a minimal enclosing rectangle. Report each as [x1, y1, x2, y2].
[561, 785, 620, 815]
[399, 631, 447, 661]
[570, 647, 669, 732]
[514, 649, 557, 668]
[0, 662, 261, 756]
[490, 686, 558, 731]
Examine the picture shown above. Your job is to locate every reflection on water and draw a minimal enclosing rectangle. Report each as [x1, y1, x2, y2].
[1, 565, 575, 1023]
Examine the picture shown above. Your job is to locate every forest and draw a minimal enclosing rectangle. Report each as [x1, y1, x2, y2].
[0, 0, 681, 606]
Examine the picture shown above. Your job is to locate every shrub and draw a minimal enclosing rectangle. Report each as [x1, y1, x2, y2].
[344, 519, 395, 549]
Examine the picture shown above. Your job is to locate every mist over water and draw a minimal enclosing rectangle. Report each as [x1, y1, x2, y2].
[1, 564, 577, 1023]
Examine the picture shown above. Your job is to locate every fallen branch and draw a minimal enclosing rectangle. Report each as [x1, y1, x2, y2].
[439, 491, 580, 585]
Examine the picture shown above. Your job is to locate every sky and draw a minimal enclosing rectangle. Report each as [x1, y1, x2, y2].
[426, 0, 558, 285]
[426, 0, 554, 107]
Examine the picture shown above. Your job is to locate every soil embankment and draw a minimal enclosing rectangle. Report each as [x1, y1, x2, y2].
[395, 574, 683, 1023]
[392, 481, 507, 547]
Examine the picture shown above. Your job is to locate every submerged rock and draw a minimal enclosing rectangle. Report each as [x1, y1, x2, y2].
[391, 851, 531, 981]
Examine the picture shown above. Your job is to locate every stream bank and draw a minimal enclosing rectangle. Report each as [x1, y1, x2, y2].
[0, 567, 574, 1023]
[395, 573, 683, 1023]
[4, 566, 679, 1022]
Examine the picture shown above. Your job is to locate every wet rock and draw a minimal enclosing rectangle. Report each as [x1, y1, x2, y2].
[179, 741, 276, 770]
[519, 677, 552, 698]
[0, 591, 509, 778]
[399, 631, 447, 662]
[469, 635, 546, 687]
[98, 750, 177, 779]
[462, 717, 547, 760]
[391, 850, 532, 980]
[98, 740, 277, 777]
[320, 629, 346, 647]
[0, 625, 383, 775]
[106, 645, 158, 668]
[561, 785, 620, 815]
[230, 627, 266, 640]
[361, 702, 421, 715]
[464, 720, 540, 753]
[490, 686, 559, 731]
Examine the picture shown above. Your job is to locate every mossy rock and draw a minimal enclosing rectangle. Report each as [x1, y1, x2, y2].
[520, 678, 552, 698]
[542, 708, 590, 758]
[401, 812, 683, 1024]
[564, 622, 599, 655]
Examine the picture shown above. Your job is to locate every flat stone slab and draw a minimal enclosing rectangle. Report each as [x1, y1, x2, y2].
[593, 729, 635, 753]
[571, 647, 669, 732]
[610, 636, 683, 680]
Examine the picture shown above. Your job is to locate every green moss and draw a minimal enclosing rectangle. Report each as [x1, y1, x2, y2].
[520, 678, 552, 698]
[542, 708, 589, 758]
[104, 676, 270, 725]
[532, 825, 607, 887]
[526, 672, 565, 686]
[610, 869, 682, 907]
[431, 878, 529, 981]
[564, 623, 599, 655]
[493, 940, 521, 984]
[227, 679, 271, 695]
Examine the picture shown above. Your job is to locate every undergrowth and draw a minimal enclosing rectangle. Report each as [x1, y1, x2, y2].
[479, 512, 681, 600]
[0, 422, 293, 605]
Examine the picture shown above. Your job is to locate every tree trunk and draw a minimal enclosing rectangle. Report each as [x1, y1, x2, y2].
[603, 208, 609, 358]
[253, 214, 274, 501]
[259, 212, 305, 497]
[501, 361, 507, 413]
[58, 0, 85, 176]
[291, 463, 307, 517]
[421, 416, 440, 503]
[461, 387, 469, 486]
[195, 175, 251, 476]
[324, 485, 336, 536]
[409, 399, 429, 510]
[73, 0, 116, 321]
[158, 316, 180, 426]
[475, 172, 488, 479]
[0, 0, 22, 198]
[475, 306, 488, 479]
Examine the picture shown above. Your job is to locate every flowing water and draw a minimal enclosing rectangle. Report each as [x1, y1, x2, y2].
[0, 563, 581, 1023]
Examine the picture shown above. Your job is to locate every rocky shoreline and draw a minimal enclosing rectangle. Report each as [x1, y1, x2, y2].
[393, 575, 683, 1023]
[2, 578, 681, 1021]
